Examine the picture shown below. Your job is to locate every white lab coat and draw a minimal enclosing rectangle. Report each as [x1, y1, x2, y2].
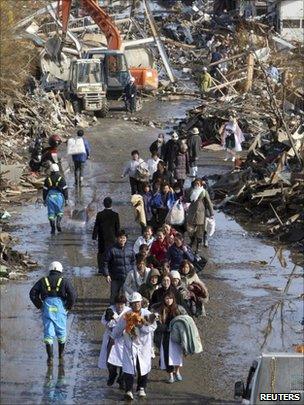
[160, 337, 183, 369]
[98, 305, 131, 369]
[112, 308, 157, 375]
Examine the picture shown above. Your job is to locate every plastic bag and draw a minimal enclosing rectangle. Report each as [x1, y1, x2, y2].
[206, 217, 216, 237]
[67, 137, 86, 155]
[166, 200, 185, 225]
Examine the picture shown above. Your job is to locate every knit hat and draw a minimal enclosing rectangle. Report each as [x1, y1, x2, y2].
[170, 270, 181, 280]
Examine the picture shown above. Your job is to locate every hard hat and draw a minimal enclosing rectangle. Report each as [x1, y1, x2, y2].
[171, 131, 179, 140]
[191, 127, 200, 135]
[50, 163, 59, 172]
[49, 261, 63, 272]
[203, 66, 208, 72]
[129, 292, 142, 303]
[170, 270, 181, 280]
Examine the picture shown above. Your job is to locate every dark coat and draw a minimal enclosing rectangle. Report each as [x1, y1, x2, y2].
[187, 134, 201, 164]
[167, 243, 195, 270]
[164, 140, 180, 172]
[152, 169, 174, 187]
[29, 270, 76, 310]
[125, 82, 137, 99]
[43, 173, 68, 201]
[142, 192, 153, 222]
[102, 243, 135, 280]
[92, 209, 120, 253]
[150, 285, 183, 307]
[174, 151, 190, 180]
[149, 140, 166, 160]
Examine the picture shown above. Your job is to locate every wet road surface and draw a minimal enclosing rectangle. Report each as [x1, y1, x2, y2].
[1, 100, 303, 404]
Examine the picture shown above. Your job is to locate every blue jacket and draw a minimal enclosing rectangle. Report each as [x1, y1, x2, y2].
[72, 137, 90, 162]
[167, 244, 195, 270]
[102, 243, 135, 280]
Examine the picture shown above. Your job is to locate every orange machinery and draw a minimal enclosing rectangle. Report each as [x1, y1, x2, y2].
[58, 0, 158, 90]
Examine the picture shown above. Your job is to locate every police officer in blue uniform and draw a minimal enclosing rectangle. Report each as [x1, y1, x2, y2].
[30, 261, 76, 365]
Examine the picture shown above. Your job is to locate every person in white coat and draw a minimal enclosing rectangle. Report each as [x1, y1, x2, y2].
[121, 150, 146, 195]
[133, 226, 155, 254]
[152, 291, 187, 383]
[98, 294, 130, 388]
[123, 255, 150, 301]
[112, 292, 157, 400]
[146, 152, 160, 180]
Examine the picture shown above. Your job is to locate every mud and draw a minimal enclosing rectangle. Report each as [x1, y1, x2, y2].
[1, 100, 303, 404]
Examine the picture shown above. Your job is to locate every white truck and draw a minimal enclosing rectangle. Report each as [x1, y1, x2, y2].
[234, 353, 304, 404]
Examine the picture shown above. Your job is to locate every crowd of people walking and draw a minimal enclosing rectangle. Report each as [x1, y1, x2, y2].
[30, 124, 216, 401]
[93, 128, 214, 400]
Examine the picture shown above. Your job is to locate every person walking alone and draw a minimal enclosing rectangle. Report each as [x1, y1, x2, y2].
[101, 230, 135, 304]
[124, 76, 137, 113]
[71, 129, 90, 186]
[43, 163, 68, 235]
[187, 127, 201, 178]
[29, 261, 76, 365]
[92, 197, 120, 274]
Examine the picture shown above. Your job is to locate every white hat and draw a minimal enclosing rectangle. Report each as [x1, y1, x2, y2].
[49, 261, 63, 272]
[170, 270, 181, 280]
[50, 163, 59, 172]
[130, 76, 135, 82]
[171, 132, 179, 140]
[203, 67, 207, 72]
[129, 292, 142, 303]
[191, 127, 200, 135]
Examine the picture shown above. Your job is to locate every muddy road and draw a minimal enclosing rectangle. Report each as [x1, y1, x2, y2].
[1, 100, 303, 404]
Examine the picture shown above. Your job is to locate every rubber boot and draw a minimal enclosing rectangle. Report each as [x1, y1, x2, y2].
[56, 216, 62, 232]
[46, 343, 53, 366]
[58, 342, 65, 365]
[195, 238, 202, 254]
[50, 220, 56, 235]
[203, 232, 208, 248]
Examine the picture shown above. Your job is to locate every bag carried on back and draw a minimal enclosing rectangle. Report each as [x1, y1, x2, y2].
[67, 137, 86, 155]
[135, 162, 150, 182]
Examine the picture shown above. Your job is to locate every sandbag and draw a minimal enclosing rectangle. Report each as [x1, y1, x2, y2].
[206, 217, 216, 237]
[166, 200, 185, 225]
[67, 137, 86, 155]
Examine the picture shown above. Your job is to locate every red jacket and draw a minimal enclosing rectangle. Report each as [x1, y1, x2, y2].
[150, 239, 168, 263]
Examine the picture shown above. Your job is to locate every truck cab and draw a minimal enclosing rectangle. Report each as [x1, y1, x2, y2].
[84, 49, 131, 100]
[68, 58, 108, 116]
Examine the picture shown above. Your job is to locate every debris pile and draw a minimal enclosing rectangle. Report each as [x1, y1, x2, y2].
[212, 122, 304, 244]
[0, 228, 38, 283]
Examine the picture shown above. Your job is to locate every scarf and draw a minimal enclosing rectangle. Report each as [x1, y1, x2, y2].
[190, 186, 205, 202]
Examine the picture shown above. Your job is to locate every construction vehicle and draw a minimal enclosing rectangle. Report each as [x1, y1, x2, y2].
[66, 58, 108, 116]
[58, 0, 158, 98]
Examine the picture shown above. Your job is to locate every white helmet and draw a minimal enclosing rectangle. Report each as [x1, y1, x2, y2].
[129, 292, 142, 303]
[170, 270, 181, 280]
[50, 163, 60, 172]
[49, 261, 63, 273]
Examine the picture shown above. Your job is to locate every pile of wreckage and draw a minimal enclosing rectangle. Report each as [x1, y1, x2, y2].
[0, 87, 95, 205]
[212, 123, 304, 245]
[0, 227, 38, 283]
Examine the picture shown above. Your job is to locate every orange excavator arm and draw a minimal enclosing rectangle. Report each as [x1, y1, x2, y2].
[58, 0, 122, 50]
